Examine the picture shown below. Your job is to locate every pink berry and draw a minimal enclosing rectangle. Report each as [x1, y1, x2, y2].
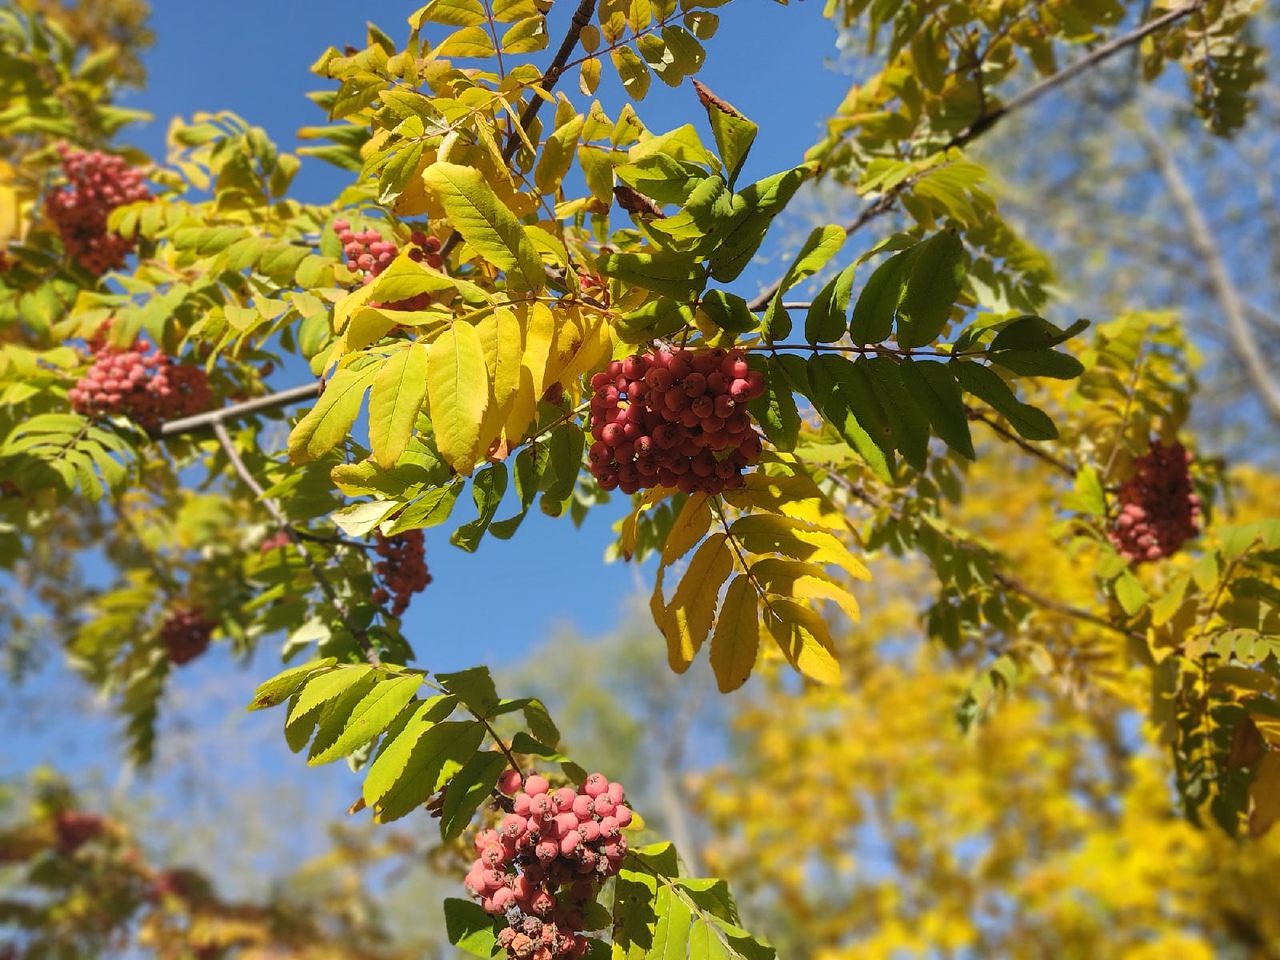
[524, 774, 549, 797]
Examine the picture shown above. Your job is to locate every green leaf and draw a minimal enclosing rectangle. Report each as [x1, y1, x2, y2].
[952, 361, 1057, 441]
[988, 348, 1085, 380]
[286, 666, 375, 731]
[692, 79, 756, 188]
[443, 898, 501, 957]
[489, 444, 548, 538]
[540, 422, 586, 516]
[611, 45, 652, 100]
[698, 290, 759, 334]
[451, 462, 509, 551]
[439, 750, 508, 839]
[762, 224, 845, 344]
[368, 343, 429, 470]
[806, 355, 894, 476]
[861, 357, 930, 471]
[597, 250, 707, 301]
[745, 356, 800, 451]
[898, 358, 974, 460]
[805, 263, 856, 344]
[246, 658, 338, 711]
[849, 247, 914, 346]
[897, 230, 965, 348]
[990, 315, 1089, 351]
[617, 298, 696, 342]
[309, 674, 424, 765]
[289, 362, 378, 463]
[708, 164, 816, 282]
[386, 477, 466, 533]
[365, 718, 486, 822]
[690, 918, 731, 959]
[421, 162, 544, 292]
[437, 666, 501, 718]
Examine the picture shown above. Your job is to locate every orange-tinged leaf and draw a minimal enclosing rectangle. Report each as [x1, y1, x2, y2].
[1249, 751, 1280, 838]
[764, 598, 840, 684]
[427, 323, 489, 475]
[288, 362, 378, 464]
[661, 493, 712, 567]
[730, 513, 869, 581]
[368, 343, 429, 469]
[709, 575, 759, 692]
[665, 533, 732, 673]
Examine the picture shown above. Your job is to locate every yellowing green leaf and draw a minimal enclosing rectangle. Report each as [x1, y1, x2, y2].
[1249, 751, 1280, 838]
[308, 674, 424, 765]
[435, 25, 496, 58]
[289, 362, 378, 464]
[369, 343, 429, 470]
[730, 513, 869, 581]
[750, 557, 860, 621]
[709, 575, 759, 692]
[420, 162, 544, 292]
[535, 113, 585, 194]
[611, 45, 652, 100]
[501, 16, 549, 54]
[661, 494, 712, 567]
[427, 323, 489, 475]
[411, 0, 486, 26]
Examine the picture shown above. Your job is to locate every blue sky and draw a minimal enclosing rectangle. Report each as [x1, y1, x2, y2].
[1, 0, 860, 884]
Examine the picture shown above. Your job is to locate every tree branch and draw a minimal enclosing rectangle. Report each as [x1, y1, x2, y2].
[1134, 111, 1280, 425]
[211, 421, 381, 668]
[158, 382, 321, 438]
[749, 0, 1206, 312]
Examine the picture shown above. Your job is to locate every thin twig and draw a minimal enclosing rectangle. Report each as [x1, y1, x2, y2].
[748, 0, 1206, 313]
[212, 421, 382, 668]
[967, 408, 1076, 476]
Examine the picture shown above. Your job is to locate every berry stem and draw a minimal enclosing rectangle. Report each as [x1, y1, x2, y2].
[211, 421, 382, 668]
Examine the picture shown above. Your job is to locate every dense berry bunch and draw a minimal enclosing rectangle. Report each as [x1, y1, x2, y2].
[68, 341, 211, 431]
[466, 772, 633, 960]
[333, 218, 440, 311]
[160, 607, 214, 666]
[54, 810, 106, 854]
[45, 145, 151, 275]
[588, 347, 766, 496]
[372, 529, 432, 616]
[1109, 440, 1202, 563]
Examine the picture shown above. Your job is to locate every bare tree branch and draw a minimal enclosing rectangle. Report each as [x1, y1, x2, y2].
[1134, 112, 1280, 424]
[159, 383, 320, 438]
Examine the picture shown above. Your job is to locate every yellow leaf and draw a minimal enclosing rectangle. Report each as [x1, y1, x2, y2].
[435, 25, 496, 58]
[553, 305, 612, 389]
[0, 161, 36, 247]
[502, 301, 553, 443]
[724, 465, 849, 532]
[580, 57, 602, 96]
[730, 513, 870, 581]
[665, 533, 733, 673]
[368, 343, 429, 470]
[1249, 751, 1280, 838]
[661, 493, 712, 567]
[477, 306, 524, 451]
[764, 598, 840, 684]
[288, 362, 378, 464]
[650, 564, 669, 637]
[749, 557, 860, 621]
[709, 575, 759, 692]
[618, 487, 671, 561]
[427, 323, 489, 475]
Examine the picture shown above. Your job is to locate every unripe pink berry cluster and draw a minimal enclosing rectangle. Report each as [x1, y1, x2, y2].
[333, 218, 440, 311]
[45, 144, 151, 275]
[68, 341, 212, 431]
[1109, 440, 1202, 563]
[159, 606, 214, 666]
[588, 348, 766, 496]
[54, 810, 106, 854]
[466, 772, 633, 960]
[372, 529, 432, 617]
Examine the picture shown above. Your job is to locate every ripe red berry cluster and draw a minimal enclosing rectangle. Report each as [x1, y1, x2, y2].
[372, 529, 432, 617]
[68, 341, 212, 431]
[588, 347, 766, 496]
[1109, 440, 1202, 563]
[466, 772, 633, 960]
[54, 810, 106, 854]
[333, 218, 441, 311]
[45, 144, 151, 275]
[160, 607, 214, 666]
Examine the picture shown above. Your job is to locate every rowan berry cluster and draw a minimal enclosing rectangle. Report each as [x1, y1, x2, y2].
[160, 607, 214, 666]
[68, 341, 211, 431]
[372, 529, 432, 616]
[466, 772, 633, 960]
[588, 347, 766, 496]
[1109, 440, 1202, 563]
[54, 810, 106, 854]
[45, 145, 151, 275]
[334, 218, 440, 311]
